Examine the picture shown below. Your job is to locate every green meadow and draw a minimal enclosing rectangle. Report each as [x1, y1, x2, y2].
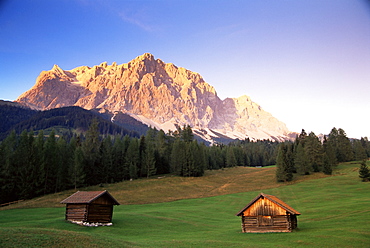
[1, 162, 369, 247]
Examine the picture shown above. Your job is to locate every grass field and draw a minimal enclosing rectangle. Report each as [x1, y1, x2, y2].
[1, 162, 369, 247]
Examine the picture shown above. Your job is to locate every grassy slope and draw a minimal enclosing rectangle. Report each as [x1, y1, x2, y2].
[1, 162, 369, 247]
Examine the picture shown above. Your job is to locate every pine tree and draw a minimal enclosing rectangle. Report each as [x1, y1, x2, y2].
[112, 136, 126, 182]
[0, 130, 18, 203]
[142, 128, 157, 178]
[353, 140, 367, 161]
[170, 139, 186, 176]
[43, 130, 58, 194]
[337, 128, 354, 162]
[323, 135, 337, 171]
[181, 125, 194, 143]
[82, 118, 101, 185]
[15, 130, 34, 199]
[276, 143, 293, 182]
[100, 135, 114, 183]
[295, 143, 310, 175]
[155, 129, 171, 174]
[225, 146, 237, 167]
[32, 131, 45, 195]
[322, 153, 333, 175]
[360, 137, 370, 158]
[305, 132, 323, 172]
[55, 136, 69, 192]
[126, 138, 140, 179]
[359, 160, 370, 182]
[70, 146, 85, 189]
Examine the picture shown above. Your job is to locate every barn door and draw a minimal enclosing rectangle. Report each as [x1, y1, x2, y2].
[258, 215, 273, 226]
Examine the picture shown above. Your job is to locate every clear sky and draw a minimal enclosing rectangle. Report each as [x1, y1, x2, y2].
[0, 0, 369, 138]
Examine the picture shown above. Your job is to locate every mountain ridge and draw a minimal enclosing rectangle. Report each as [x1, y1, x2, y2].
[16, 53, 292, 142]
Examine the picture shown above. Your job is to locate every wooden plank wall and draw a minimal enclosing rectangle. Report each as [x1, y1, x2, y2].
[241, 215, 292, 233]
[242, 198, 286, 216]
[65, 204, 88, 222]
[86, 204, 113, 223]
[92, 195, 116, 205]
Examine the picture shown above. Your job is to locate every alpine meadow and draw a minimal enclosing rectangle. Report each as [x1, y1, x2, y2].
[1, 1, 370, 246]
[0, 161, 369, 247]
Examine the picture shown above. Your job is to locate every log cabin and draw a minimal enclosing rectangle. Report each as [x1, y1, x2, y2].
[236, 193, 300, 233]
[60, 190, 120, 223]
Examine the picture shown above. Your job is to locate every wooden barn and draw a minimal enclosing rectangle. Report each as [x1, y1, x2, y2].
[236, 193, 300, 233]
[60, 190, 120, 223]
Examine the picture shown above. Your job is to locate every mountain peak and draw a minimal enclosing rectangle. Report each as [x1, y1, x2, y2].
[16, 54, 292, 142]
[52, 64, 63, 72]
[134, 53, 155, 62]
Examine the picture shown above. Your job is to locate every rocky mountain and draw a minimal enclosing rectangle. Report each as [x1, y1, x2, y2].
[16, 53, 292, 142]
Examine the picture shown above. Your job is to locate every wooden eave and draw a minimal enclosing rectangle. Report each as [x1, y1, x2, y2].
[236, 193, 300, 216]
[60, 190, 120, 205]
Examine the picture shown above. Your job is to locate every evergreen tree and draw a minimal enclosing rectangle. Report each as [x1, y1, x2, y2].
[43, 130, 58, 194]
[322, 153, 333, 175]
[100, 135, 114, 183]
[112, 136, 126, 182]
[285, 142, 295, 174]
[126, 138, 140, 179]
[0, 130, 18, 203]
[337, 128, 354, 162]
[70, 146, 85, 189]
[82, 118, 101, 185]
[139, 135, 146, 177]
[225, 146, 237, 167]
[15, 130, 34, 199]
[305, 132, 323, 172]
[180, 125, 194, 143]
[359, 160, 370, 182]
[32, 131, 45, 195]
[141, 128, 157, 178]
[55, 136, 69, 192]
[353, 139, 367, 161]
[360, 137, 370, 157]
[170, 139, 186, 175]
[155, 129, 171, 174]
[295, 143, 310, 175]
[322, 136, 336, 175]
[208, 145, 223, 170]
[276, 143, 293, 182]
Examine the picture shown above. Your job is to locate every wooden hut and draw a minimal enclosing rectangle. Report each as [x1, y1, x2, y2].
[60, 190, 120, 223]
[236, 193, 300, 233]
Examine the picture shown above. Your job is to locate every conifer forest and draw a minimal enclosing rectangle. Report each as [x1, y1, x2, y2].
[0, 119, 369, 205]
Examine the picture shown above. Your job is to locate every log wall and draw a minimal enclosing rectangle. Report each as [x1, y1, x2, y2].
[240, 197, 298, 233]
[65, 204, 88, 222]
[241, 215, 292, 233]
[86, 204, 113, 223]
[242, 198, 286, 216]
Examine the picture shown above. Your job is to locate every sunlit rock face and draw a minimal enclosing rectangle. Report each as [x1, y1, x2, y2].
[16, 53, 291, 141]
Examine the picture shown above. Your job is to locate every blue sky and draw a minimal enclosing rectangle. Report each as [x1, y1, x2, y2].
[0, 0, 369, 138]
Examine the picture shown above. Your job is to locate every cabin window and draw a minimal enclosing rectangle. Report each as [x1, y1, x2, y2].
[258, 215, 273, 226]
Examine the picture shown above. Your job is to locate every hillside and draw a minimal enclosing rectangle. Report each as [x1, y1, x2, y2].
[0, 162, 369, 247]
[0, 104, 149, 140]
[0, 164, 333, 209]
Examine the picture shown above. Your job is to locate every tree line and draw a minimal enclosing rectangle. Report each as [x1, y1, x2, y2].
[276, 128, 369, 182]
[0, 120, 279, 204]
[1, 121, 369, 204]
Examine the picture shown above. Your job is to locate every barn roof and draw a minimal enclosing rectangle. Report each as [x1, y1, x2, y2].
[236, 193, 300, 216]
[60, 190, 120, 205]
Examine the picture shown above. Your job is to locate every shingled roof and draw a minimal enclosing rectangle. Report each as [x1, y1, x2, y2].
[236, 193, 300, 216]
[60, 190, 120, 205]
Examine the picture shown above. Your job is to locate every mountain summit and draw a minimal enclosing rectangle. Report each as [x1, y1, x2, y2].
[16, 53, 291, 142]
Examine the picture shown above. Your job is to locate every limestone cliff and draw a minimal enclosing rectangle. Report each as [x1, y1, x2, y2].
[16, 53, 291, 141]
